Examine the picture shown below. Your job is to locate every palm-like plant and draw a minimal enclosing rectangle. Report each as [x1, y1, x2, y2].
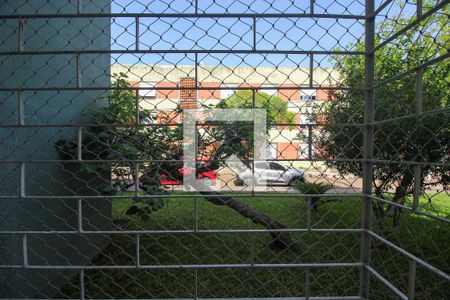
[294, 182, 333, 211]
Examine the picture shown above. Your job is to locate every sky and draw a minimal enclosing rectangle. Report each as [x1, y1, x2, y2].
[108, 0, 409, 67]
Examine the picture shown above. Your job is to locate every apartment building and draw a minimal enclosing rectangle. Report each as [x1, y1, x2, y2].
[111, 64, 338, 160]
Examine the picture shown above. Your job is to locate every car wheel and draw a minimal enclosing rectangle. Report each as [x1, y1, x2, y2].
[234, 178, 244, 186]
[243, 177, 256, 186]
[200, 176, 214, 188]
[289, 176, 304, 186]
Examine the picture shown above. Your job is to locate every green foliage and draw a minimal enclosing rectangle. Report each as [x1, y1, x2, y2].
[217, 90, 296, 125]
[293, 182, 333, 211]
[125, 198, 165, 222]
[294, 182, 333, 195]
[313, 3, 449, 222]
[207, 90, 295, 161]
[60, 194, 448, 298]
[55, 73, 171, 219]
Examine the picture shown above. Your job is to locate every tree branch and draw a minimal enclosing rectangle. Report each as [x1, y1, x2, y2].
[200, 191, 292, 249]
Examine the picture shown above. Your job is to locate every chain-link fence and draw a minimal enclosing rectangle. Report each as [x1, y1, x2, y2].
[0, 0, 448, 299]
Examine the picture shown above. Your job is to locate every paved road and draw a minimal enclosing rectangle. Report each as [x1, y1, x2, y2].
[127, 170, 364, 194]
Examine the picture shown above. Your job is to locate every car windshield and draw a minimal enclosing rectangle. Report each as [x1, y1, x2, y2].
[270, 162, 287, 171]
[254, 162, 268, 169]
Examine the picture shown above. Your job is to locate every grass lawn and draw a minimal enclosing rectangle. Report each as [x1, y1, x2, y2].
[60, 193, 449, 299]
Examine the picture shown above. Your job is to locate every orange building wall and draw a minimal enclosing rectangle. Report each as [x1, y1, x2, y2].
[156, 81, 178, 99]
[198, 82, 221, 99]
[317, 85, 334, 101]
[277, 142, 300, 159]
[277, 84, 300, 100]
[156, 111, 180, 124]
[239, 83, 261, 89]
[129, 81, 139, 88]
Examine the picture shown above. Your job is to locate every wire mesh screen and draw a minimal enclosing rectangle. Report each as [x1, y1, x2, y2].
[0, 0, 448, 299]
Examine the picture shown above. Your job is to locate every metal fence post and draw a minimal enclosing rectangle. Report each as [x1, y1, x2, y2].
[359, 0, 375, 298]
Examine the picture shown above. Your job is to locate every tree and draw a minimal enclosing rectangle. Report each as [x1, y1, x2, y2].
[56, 73, 173, 218]
[56, 78, 294, 248]
[218, 90, 296, 124]
[313, 3, 449, 227]
[195, 90, 297, 248]
[208, 90, 296, 161]
[157, 89, 296, 248]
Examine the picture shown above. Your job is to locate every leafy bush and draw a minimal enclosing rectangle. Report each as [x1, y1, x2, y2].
[294, 182, 333, 211]
[294, 182, 332, 194]
[55, 73, 171, 220]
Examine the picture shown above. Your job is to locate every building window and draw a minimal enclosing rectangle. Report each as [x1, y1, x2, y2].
[300, 89, 317, 106]
[220, 83, 238, 99]
[260, 84, 278, 97]
[138, 82, 156, 98]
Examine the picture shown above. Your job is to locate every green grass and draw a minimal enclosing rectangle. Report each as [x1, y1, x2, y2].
[404, 192, 450, 217]
[60, 193, 449, 299]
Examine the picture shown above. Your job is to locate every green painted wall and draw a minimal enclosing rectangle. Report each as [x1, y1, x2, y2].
[0, 1, 112, 297]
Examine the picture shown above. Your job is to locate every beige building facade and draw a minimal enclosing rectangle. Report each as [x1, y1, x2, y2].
[111, 64, 338, 160]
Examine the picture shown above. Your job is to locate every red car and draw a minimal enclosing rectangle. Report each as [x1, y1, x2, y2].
[159, 161, 217, 185]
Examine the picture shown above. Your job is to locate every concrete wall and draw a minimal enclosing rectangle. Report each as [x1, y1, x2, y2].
[112, 64, 340, 85]
[0, 1, 111, 297]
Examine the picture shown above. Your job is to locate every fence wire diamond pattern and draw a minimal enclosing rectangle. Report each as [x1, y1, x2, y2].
[0, 0, 449, 299]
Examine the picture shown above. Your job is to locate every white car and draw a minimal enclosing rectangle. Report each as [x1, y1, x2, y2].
[236, 161, 305, 186]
